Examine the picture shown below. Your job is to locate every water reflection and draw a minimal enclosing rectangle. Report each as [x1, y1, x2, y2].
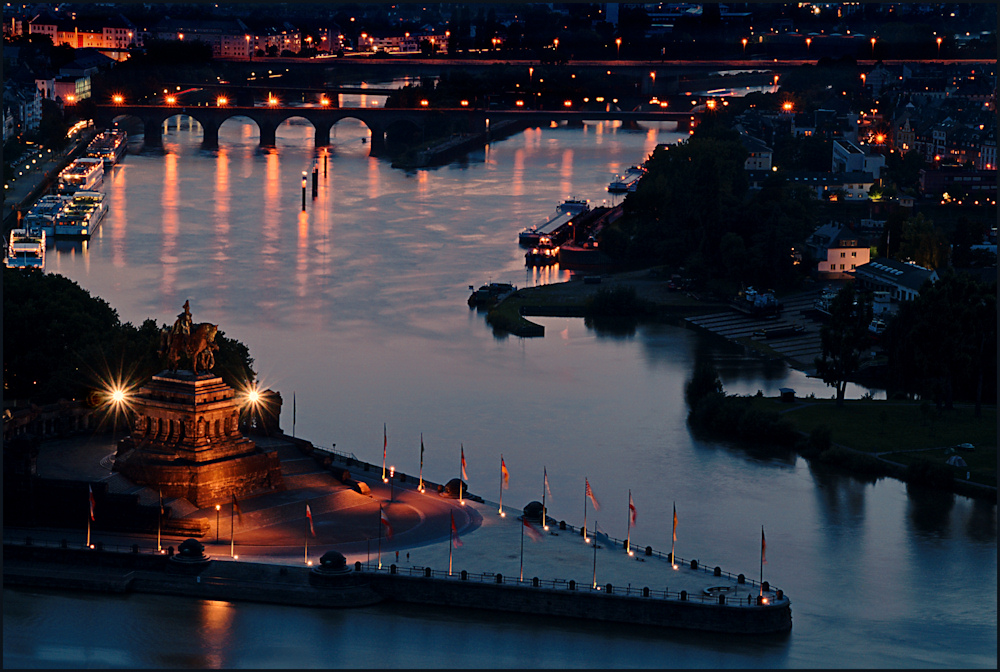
[905, 484, 956, 534]
[160, 149, 178, 300]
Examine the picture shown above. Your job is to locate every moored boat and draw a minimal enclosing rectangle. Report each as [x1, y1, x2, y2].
[57, 157, 104, 193]
[468, 281, 517, 307]
[607, 166, 646, 193]
[86, 129, 127, 167]
[5, 228, 46, 270]
[518, 199, 590, 247]
[50, 191, 107, 238]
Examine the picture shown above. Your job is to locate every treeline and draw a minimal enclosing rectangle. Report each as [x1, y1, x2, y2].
[601, 123, 816, 293]
[3, 268, 255, 404]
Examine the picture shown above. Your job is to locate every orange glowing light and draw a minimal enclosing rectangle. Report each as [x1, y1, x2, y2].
[660, 102, 668, 108]
[563, 100, 573, 107]
[875, 133, 885, 144]
[782, 101, 794, 111]
[515, 100, 524, 107]
[420, 99, 429, 107]
[217, 96, 228, 106]
[460, 100, 469, 107]
[707, 99, 717, 109]
[66, 94, 76, 103]
[320, 97, 330, 106]
[112, 94, 124, 104]
[268, 96, 279, 106]
[165, 95, 176, 104]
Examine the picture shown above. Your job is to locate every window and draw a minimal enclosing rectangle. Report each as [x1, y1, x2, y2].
[840, 264, 845, 270]
[830, 264, 836, 270]
[851, 251, 857, 257]
[840, 252, 846, 258]
[851, 264, 856, 269]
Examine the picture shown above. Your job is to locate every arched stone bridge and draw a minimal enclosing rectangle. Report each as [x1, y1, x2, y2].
[95, 105, 701, 156]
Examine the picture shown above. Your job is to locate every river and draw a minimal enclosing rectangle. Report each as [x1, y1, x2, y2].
[4, 106, 995, 668]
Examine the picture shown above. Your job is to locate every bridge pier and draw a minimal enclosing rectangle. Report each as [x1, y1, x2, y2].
[259, 121, 277, 148]
[314, 121, 332, 148]
[367, 123, 385, 157]
[201, 121, 220, 150]
[142, 118, 162, 149]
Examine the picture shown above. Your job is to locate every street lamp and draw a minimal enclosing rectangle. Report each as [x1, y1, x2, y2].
[615, 37, 621, 59]
[216, 505, 221, 543]
[389, 466, 395, 502]
[742, 37, 748, 54]
[870, 37, 876, 57]
[936, 36, 942, 56]
[805, 37, 811, 53]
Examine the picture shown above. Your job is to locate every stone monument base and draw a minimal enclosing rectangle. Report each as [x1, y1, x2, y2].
[114, 370, 284, 508]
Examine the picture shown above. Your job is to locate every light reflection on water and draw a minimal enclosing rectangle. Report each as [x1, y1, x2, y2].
[13, 113, 995, 668]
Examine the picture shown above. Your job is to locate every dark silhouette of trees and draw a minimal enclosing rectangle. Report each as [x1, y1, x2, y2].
[815, 284, 873, 407]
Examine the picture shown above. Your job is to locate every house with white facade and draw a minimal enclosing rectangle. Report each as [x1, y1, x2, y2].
[832, 138, 884, 180]
[806, 222, 872, 279]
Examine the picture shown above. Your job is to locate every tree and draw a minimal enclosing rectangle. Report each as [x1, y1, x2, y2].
[815, 284, 873, 406]
[896, 213, 949, 269]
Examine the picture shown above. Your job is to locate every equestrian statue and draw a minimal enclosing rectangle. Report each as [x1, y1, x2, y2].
[157, 300, 220, 374]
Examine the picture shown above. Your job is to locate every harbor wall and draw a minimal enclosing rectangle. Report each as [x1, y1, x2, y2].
[3, 542, 791, 634]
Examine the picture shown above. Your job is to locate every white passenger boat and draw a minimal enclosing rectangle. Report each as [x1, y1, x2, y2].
[5, 228, 46, 270]
[86, 129, 127, 167]
[50, 191, 107, 238]
[57, 157, 104, 193]
[22, 194, 72, 233]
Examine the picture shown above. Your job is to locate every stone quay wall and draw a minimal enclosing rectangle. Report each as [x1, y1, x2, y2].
[3, 542, 791, 635]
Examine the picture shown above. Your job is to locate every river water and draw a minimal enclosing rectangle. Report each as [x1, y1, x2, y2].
[4, 108, 995, 668]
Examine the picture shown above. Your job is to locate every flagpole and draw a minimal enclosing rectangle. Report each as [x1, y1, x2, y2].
[592, 516, 598, 589]
[760, 525, 764, 597]
[498, 455, 504, 515]
[541, 467, 547, 530]
[583, 478, 588, 543]
[627, 490, 633, 554]
[292, 391, 296, 438]
[519, 514, 525, 582]
[419, 433, 424, 492]
[305, 518, 309, 564]
[448, 515, 454, 576]
[377, 504, 383, 570]
[671, 501, 677, 567]
[157, 490, 162, 552]
[230, 499, 235, 558]
[382, 424, 387, 480]
[86, 497, 91, 547]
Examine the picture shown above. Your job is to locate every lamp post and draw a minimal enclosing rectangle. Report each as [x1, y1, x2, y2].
[615, 37, 621, 60]
[805, 37, 811, 54]
[389, 466, 395, 503]
[936, 36, 942, 56]
[742, 37, 747, 54]
[870, 37, 876, 58]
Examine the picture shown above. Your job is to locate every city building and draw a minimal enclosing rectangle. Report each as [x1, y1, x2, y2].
[806, 222, 872, 279]
[831, 138, 884, 179]
[852, 258, 938, 302]
[28, 12, 136, 56]
[151, 18, 253, 60]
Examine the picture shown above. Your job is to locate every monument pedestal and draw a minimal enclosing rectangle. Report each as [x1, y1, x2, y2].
[114, 371, 284, 507]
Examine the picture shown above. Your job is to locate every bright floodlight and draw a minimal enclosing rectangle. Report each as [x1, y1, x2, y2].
[111, 388, 126, 404]
[248, 389, 260, 404]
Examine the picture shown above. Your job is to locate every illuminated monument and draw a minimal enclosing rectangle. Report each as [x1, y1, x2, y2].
[113, 302, 284, 507]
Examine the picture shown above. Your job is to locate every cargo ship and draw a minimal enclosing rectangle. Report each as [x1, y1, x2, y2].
[517, 199, 590, 247]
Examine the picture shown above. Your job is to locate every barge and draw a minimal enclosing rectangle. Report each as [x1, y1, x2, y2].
[607, 165, 646, 193]
[46, 191, 107, 239]
[518, 199, 590, 247]
[86, 129, 127, 167]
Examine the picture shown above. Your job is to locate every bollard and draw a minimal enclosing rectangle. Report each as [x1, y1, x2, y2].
[643, 587, 650, 597]
[776, 589, 783, 600]
[559, 520, 566, 530]
[714, 566, 722, 577]
[167, 546, 174, 557]
[645, 545, 652, 556]
[667, 552, 673, 563]
[680, 590, 687, 601]
[532, 577, 539, 587]
[690, 559, 697, 570]
[461, 570, 468, 580]
[757, 595, 765, 606]
[569, 580, 576, 591]
[606, 583, 613, 594]
[424, 567, 432, 578]
[390, 564, 396, 574]
[355, 561, 362, 571]
[496, 573, 503, 584]
[762, 581, 770, 592]
[737, 573, 745, 584]
[719, 594, 726, 605]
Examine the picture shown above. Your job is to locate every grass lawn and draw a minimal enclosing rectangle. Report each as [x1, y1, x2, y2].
[749, 397, 998, 487]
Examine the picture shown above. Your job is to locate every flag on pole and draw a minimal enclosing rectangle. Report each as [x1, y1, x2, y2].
[544, 467, 552, 501]
[420, 433, 425, 469]
[761, 526, 767, 564]
[628, 491, 637, 526]
[88, 485, 96, 521]
[232, 493, 243, 525]
[523, 517, 543, 542]
[461, 445, 468, 481]
[585, 478, 600, 511]
[501, 456, 509, 489]
[672, 503, 678, 542]
[381, 508, 393, 539]
[305, 504, 315, 537]
[451, 511, 463, 547]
